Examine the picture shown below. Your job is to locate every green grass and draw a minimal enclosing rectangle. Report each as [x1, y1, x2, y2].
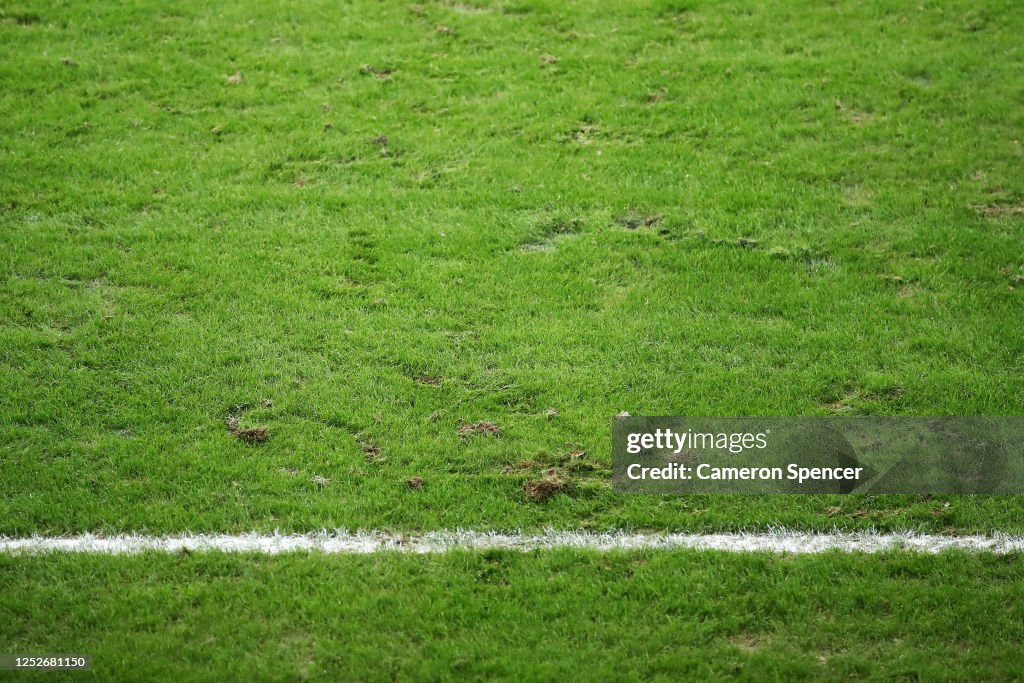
[2, 0, 1023, 535]
[3, 549, 1024, 681]
[3, 1, 1024, 678]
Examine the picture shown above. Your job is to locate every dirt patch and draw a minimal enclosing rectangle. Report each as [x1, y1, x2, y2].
[524, 477, 566, 502]
[233, 427, 269, 443]
[572, 123, 599, 144]
[520, 241, 556, 253]
[974, 202, 1024, 218]
[224, 402, 270, 443]
[415, 374, 443, 385]
[360, 64, 393, 79]
[1000, 267, 1024, 289]
[61, 57, 78, 67]
[824, 506, 869, 518]
[312, 475, 330, 489]
[458, 421, 502, 437]
[835, 100, 873, 124]
[729, 634, 773, 653]
[407, 476, 424, 490]
[646, 87, 669, 104]
[825, 385, 904, 413]
[616, 211, 661, 229]
[225, 71, 243, 84]
[362, 443, 382, 461]
[225, 404, 270, 442]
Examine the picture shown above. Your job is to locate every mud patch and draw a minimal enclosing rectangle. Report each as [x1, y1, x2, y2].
[362, 443, 382, 461]
[524, 477, 566, 502]
[233, 427, 269, 443]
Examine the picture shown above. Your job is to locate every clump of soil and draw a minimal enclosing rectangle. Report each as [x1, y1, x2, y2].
[233, 427, 269, 443]
[524, 477, 565, 502]
[225, 402, 270, 443]
[407, 477, 424, 490]
[457, 421, 502, 437]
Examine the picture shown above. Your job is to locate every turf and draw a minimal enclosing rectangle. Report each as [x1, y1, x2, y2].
[2, 0, 1024, 535]
[3, 549, 1024, 681]
[3, 1, 1024, 679]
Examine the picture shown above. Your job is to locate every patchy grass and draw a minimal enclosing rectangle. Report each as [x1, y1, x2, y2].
[1, 0, 1024, 536]
[3, 550, 1024, 680]
[2, 0, 1024, 677]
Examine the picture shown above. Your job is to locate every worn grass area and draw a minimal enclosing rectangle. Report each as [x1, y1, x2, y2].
[2, 0, 1024, 536]
[1, 550, 1023, 681]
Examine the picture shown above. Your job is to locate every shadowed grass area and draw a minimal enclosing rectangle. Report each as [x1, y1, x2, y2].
[2, 549, 1024, 681]
[1, 0, 1023, 535]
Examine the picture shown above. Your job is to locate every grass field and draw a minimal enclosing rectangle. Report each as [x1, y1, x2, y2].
[4, 550, 1024, 680]
[2, 0, 1023, 679]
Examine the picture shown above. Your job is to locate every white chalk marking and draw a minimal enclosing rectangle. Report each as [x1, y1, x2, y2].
[1, 530, 1023, 555]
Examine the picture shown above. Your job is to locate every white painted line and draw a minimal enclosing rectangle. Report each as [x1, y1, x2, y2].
[1, 530, 1023, 555]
